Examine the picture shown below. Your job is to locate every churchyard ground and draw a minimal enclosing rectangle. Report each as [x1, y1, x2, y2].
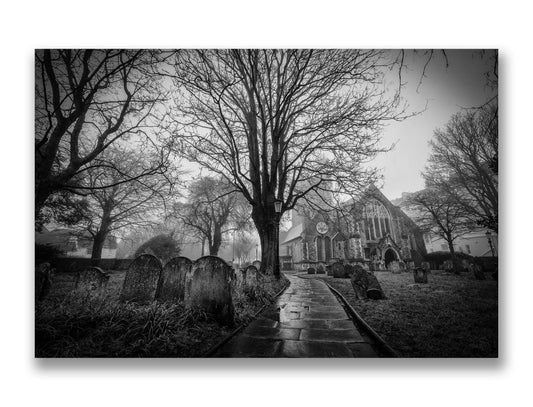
[320, 270, 498, 357]
[35, 269, 288, 357]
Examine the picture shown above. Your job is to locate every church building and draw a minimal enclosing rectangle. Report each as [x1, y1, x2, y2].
[279, 186, 426, 271]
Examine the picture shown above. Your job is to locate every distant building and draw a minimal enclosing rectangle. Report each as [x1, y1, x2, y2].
[35, 228, 118, 259]
[279, 186, 426, 270]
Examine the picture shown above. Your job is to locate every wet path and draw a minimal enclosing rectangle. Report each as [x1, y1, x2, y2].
[212, 274, 379, 357]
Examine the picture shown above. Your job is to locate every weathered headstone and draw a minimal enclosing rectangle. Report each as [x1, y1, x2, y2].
[390, 261, 401, 273]
[75, 267, 109, 293]
[366, 273, 387, 299]
[326, 264, 333, 276]
[245, 265, 262, 288]
[316, 264, 325, 274]
[343, 264, 355, 278]
[413, 267, 428, 283]
[35, 262, 52, 301]
[120, 254, 162, 304]
[350, 266, 369, 299]
[307, 267, 316, 275]
[156, 257, 192, 302]
[187, 256, 235, 326]
[335, 264, 344, 277]
[252, 260, 262, 271]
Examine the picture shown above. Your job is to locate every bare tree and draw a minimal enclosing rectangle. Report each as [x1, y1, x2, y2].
[425, 104, 498, 232]
[169, 50, 411, 277]
[233, 232, 257, 266]
[35, 49, 172, 218]
[75, 147, 172, 264]
[171, 176, 251, 256]
[403, 189, 471, 271]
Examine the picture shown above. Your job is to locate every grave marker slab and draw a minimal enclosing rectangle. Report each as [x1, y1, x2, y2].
[75, 267, 109, 293]
[120, 254, 162, 304]
[187, 256, 235, 326]
[157, 257, 192, 302]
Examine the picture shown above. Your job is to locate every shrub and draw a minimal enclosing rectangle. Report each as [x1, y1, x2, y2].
[134, 234, 180, 263]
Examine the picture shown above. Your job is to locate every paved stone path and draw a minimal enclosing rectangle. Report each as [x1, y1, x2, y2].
[212, 274, 379, 357]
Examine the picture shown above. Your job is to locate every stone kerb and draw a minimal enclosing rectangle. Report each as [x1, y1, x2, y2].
[120, 254, 162, 304]
[75, 267, 109, 293]
[156, 257, 193, 303]
[186, 256, 235, 326]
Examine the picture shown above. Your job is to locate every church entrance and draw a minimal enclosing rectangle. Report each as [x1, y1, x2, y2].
[384, 248, 398, 267]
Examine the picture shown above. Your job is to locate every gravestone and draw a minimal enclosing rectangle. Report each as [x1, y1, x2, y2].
[75, 267, 109, 293]
[316, 264, 325, 274]
[252, 260, 261, 271]
[157, 257, 192, 303]
[350, 266, 369, 299]
[413, 267, 428, 283]
[35, 262, 52, 301]
[307, 267, 316, 275]
[343, 264, 355, 278]
[245, 265, 262, 288]
[366, 273, 387, 299]
[187, 256, 235, 326]
[120, 254, 162, 304]
[390, 261, 401, 273]
[326, 264, 333, 276]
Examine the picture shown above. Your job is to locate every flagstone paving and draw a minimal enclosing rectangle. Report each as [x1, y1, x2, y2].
[212, 274, 379, 357]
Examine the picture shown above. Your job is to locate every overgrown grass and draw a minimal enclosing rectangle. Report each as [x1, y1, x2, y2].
[323, 271, 498, 358]
[35, 270, 289, 357]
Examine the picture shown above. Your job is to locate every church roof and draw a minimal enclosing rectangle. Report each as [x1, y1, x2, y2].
[280, 223, 304, 245]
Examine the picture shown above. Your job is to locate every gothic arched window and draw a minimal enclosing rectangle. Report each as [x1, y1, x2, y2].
[363, 200, 392, 241]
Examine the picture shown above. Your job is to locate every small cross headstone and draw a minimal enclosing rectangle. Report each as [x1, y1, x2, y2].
[120, 254, 162, 304]
[75, 267, 109, 293]
[187, 256, 235, 326]
[157, 257, 192, 303]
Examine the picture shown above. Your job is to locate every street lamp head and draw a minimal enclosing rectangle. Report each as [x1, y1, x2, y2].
[274, 199, 282, 213]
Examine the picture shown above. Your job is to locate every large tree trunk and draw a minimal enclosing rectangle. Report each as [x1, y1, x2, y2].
[210, 224, 222, 256]
[446, 236, 459, 274]
[91, 231, 107, 266]
[253, 212, 281, 279]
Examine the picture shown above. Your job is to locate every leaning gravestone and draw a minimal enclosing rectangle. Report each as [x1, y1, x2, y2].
[332, 262, 345, 278]
[35, 262, 52, 301]
[413, 267, 428, 283]
[75, 267, 109, 293]
[350, 266, 369, 299]
[252, 260, 261, 271]
[366, 272, 386, 299]
[120, 254, 162, 304]
[156, 257, 192, 303]
[187, 256, 235, 326]
[307, 267, 316, 275]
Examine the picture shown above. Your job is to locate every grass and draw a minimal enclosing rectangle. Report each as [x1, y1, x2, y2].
[36, 270, 288, 357]
[322, 270, 498, 358]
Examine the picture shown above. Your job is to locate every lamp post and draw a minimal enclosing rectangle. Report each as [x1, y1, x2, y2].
[485, 230, 495, 257]
[274, 199, 283, 277]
